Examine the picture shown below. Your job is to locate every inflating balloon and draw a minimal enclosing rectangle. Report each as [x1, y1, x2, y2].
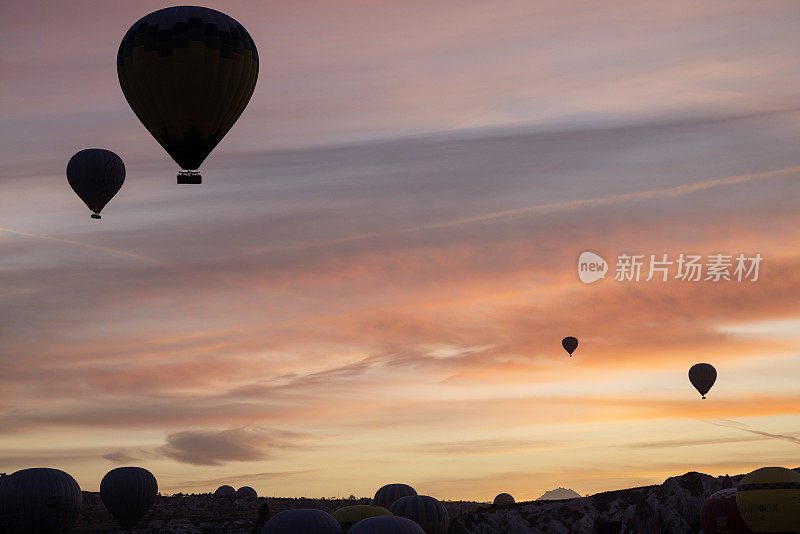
[389, 495, 449, 534]
[348, 516, 426, 534]
[0, 468, 82, 534]
[701, 488, 751, 534]
[332, 505, 391, 533]
[117, 6, 258, 184]
[493, 493, 515, 506]
[689, 363, 717, 399]
[736, 467, 800, 533]
[100, 467, 158, 533]
[562, 336, 578, 356]
[263, 509, 343, 534]
[67, 149, 125, 219]
[373, 483, 417, 509]
[214, 485, 236, 497]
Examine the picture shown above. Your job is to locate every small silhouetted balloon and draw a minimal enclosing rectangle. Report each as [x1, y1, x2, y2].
[262, 509, 342, 534]
[237, 486, 257, 499]
[67, 149, 125, 218]
[390, 495, 449, 534]
[493, 493, 515, 506]
[100, 467, 158, 532]
[562, 337, 579, 356]
[348, 516, 426, 534]
[214, 485, 236, 497]
[373, 483, 417, 509]
[689, 363, 717, 399]
[0, 467, 82, 534]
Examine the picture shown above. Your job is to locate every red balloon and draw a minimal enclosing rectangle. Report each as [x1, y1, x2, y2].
[701, 488, 752, 534]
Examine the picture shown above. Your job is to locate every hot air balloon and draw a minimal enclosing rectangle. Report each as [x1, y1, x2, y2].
[117, 6, 259, 184]
[263, 509, 343, 534]
[373, 483, 417, 509]
[100, 467, 158, 534]
[214, 485, 236, 497]
[333, 505, 391, 533]
[689, 363, 717, 399]
[561, 336, 578, 356]
[736, 467, 800, 533]
[389, 495, 449, 534]
[67, 149, 125, 219]
[701, 488, 751, 534]
[493, 493, 515, 506]
[236, 486, 257, 499]
[0, 468, 82, 534]
[348, 516, 426, 534]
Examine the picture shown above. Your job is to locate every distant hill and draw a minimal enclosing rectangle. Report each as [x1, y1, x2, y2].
[535, 487, 581, 501]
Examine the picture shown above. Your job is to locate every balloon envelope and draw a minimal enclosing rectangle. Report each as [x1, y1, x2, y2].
[100, 467, 158, 531]
[561, 336, 578, 356]
[0, 468, 82, 534]
[493, 493, 515, 506]
[214, 485, 236, 497]
[333, 505, 391, 532]
[689, 363, 717, 398]
[701, 488, 751, 534]
[67, 149, 125, 217]
[117, 6, 258, 174]
[373, 483, 417, 509]
[348, 516, 426, 534]
[263, 509, 342, 534]
[736, 467, 800, 533]
[236, 486, 257, 498]
[389, 495, 449, 534]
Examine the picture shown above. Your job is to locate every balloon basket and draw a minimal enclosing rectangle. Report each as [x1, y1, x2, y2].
[177, 171, 202, 184]
[91, 213, 101, 219]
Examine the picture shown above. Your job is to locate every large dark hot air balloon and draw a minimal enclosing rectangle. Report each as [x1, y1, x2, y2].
[263, 509, 343, 534]
[561, 336, 578, 357]
[117, 6, 259, 184]
[0, 468, 82, 534]
[736, 467, 800, 533]
[100, 467, 158, 533]
[67, 149, 125, 219]
[389, 495, 449, 534]
[373, 483, 417, 509]
[701, 488, 751, 534]
[348, 516, 426, 534]
[689, 363, 717, 399]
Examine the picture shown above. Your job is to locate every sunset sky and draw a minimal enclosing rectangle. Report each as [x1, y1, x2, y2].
[1, 0, 800, 502]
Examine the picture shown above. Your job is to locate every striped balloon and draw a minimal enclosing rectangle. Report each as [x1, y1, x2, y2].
[700, 488, 751, 534]
[100, 467, 158, 532]
[373, 483, 417, 509]
[389, 495, 449, 534]
[0, 468, 82, 534]
[736, 467, 800, 533]
[263, 509, 343, 534]
[349, 516, 426, 534]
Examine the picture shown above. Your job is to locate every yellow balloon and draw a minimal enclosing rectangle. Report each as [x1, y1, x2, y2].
[736, 466, 800, 533]
[332, 505, 392, 533]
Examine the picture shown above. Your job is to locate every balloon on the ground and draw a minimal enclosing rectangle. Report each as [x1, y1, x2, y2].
[117, 6, 259, 184]
[689, 363, 717, 399]
[0, 467, 82, 534]
[736, 467, 800, 533]
[561, 337, 579, 356]
[373, 483, 417, 509]
[348, 516, 426, 534]
[493, 493, 515, 506]
[389, 495, 449, 534]
[236, 486, 257, 498]
[214, 485, 236, 497]
[700, 488, 751, 534]
[67, 149, 125, 219]
[262, 509, 343, 534]
[100, 467, 158, 532]
[333, 505, 391, 532]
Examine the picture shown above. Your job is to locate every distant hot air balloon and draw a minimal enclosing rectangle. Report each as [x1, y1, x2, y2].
[117, 6, 259, 184]
[333, 505, 391, 533]
[263, 509, 343, 534]
[67, 149, 125, 219]
[348, 516, 426, 534]
[100, 467, 158, 534]
[389, 495, 449, 534]
[689, 363, 717, 399]
[493, 493, 515, 506]
[236, 486, 257, 499]
[701, 488, 751, 534]
[373, 483, 417, 510]
[0, 468, 82, 534]
[736, 467, 800, 533]
[214, 485, 236, 497]
[561, 337, 578, 357]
